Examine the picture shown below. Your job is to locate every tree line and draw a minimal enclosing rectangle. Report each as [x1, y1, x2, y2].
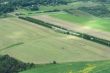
[19, 16, 110, 47]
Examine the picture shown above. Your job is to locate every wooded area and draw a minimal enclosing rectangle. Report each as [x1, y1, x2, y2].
[0, 55, 35, 73]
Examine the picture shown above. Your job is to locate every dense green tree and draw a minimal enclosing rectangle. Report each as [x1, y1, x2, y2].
[0, 0, 110, 16]
[0, 0, 69, 14]
[78, 5, 110, 16]
[0, 55, 35, 73]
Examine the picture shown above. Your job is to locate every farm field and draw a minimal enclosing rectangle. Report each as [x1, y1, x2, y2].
[1, 0, 110, 73]
[0, 17, 110, 64]
[32, 11, 110, 40]
[49, 12, 110, 32]
[21, 61, 110, 73]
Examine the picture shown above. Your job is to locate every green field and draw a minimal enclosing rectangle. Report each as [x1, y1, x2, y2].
[49, 11, 110, 31]
[21, 61, 110, 73]
[0, 17, 110, 64]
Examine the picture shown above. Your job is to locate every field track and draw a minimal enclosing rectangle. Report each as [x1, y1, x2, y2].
[32, 15, 110, 40]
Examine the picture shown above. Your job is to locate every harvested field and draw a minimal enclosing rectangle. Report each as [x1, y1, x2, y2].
[0, 17, 110, 64]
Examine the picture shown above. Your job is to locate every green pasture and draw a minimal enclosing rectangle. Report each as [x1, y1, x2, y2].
[49, 12, 110, 31]
[20, 61, 110, 73]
